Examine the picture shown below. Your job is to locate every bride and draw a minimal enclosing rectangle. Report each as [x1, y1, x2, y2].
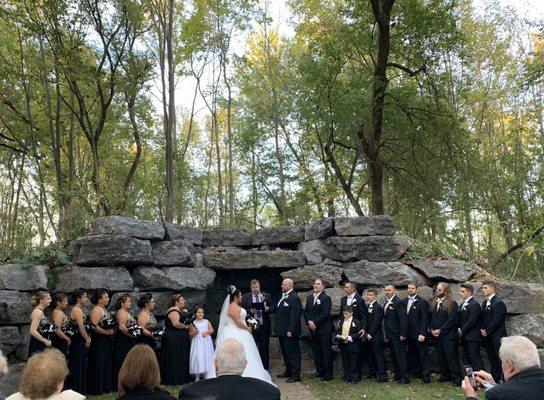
[207, 285, 274, 385]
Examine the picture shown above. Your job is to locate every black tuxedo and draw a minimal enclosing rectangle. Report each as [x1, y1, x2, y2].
[402, 295, 430, 380]
[458, 297, 484, 371]
[365, 300, 386, 380]
[337, 317, 361, 383]
[241, 291, 271, 370]
[304, 291, 333, 379]
[466, 368, 544, 400]
[272, 290, 302, 379]
[384, 295, 409, 382]
[178, 374, 280, 400]
[339, 293, 367, 328]
[430, 300, 462, 384]
[481, 295, 507, 382]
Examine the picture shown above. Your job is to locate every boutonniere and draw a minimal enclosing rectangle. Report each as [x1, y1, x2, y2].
[389, 306, 394, 310]
[351, 322, 356, 328]
[352, 299, 357, 304]
[368, 309, 373, 314]
[412, 306, 417, 310]
[316, 299, 321, 305]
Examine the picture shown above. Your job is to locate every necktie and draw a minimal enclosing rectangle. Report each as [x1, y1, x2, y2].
[407, 298, 414, 313]
[342, 319, 351, 339]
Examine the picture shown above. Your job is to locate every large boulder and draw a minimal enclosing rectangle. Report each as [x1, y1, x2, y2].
[305, 218, 335, 241]
[409, 260, 478, 283]
[0, 326, 20, 355]
[0, 291, 32, 324]
[334, 216, 396, 236]
[53, 266, 133, 292]
[506, 314, 544, 347]
[15, 325, 30, 360]
[110, 290, 206, 317]
[281, 264, 342, 290]
[72, 235, 153, 266]
[203, 249, 306, 270]
[152, 240, 195, 267]
[202, 230, 251, 247]
[343, 261, 429, 287]
[132, 267, 216, 291]
[326, 235, 410, 262]
[251, 226, 305, 246]
[164, 223, 203, 246]
[298, 239, 337, 265]
[92, 216, 165, 240]
[0, 362, 24, 397]
[0, 264, 48, 291]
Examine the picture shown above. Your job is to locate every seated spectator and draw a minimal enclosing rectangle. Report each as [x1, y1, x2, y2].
[1, 349, 8, 400]
[463, 335, 544, 400]
[6, 349, 83, 400]
[178, 338, 280, 400]
[117, 345, 175, 400]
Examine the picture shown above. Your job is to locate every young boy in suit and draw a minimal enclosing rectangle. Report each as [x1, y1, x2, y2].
[337, 306, 361, 384]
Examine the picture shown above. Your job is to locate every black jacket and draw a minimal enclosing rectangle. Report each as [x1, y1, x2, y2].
[304, 291, 333, 335]
[272, 290, 302, 337]
[337, 317, 361, 353]
[401, 295, 429, 340]
[480, 295, 507, 340]
[118, 387, 176, 400]
[241, 291, 272, 335]
[178, 374, 281, 400]
[383, 295, 408, 340]
[458, 297, 481, 342]
[466, 368, 544, 400]
[365, 300, 384, 342]
[430, 300, 459, 340]
[339, 293, 367, 330]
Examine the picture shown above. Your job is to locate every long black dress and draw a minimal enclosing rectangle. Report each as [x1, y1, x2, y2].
[28, 310, 49, 357]
[51, 312, 71, 357]
[87, 308, 114, 395]
[67, 315, 88, 394]
[113, 312, 137, 386]
[160, 309, 190, 385]
[137, 310, 158, 351]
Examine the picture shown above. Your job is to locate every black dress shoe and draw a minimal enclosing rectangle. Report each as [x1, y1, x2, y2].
[377, 378, 388, 383]
[311, 373, 323, 378]
[401, 379, 410, 385]
[422, 377, 431, 384]
[361, 374, 375, 379]
[286, 377, 300, 383]
[437, 376, 451, 383]
[277, 373, 291, 379]
[321, 376, 332, 381]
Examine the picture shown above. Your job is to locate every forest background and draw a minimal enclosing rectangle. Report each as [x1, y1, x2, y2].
[0, 0, 542, 282]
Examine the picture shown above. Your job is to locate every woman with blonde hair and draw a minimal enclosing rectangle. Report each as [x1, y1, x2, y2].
[117, 345, 175, 400]
[29, 291, 52, 356]
[6, 349, 83, 400]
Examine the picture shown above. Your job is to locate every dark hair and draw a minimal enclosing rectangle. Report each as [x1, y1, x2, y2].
[345, 281, 357, 290]
[91, 289, 109, 305]
[460, 283, 474, 294]
[31, 291, 50, 308]
[118, 345, 161, 396]
[69, 288, 86, 306]
[53, 293, 68, 308]
[168, 294, 183, 308]
[195, 306, 205, 314]
[367, 288, 378, 296]
[482, 280, 496, 290]
[227, 285, 241, 303]
[138, 293, 154, 309]
[407, 281, 417, 288]
[250, 279, 260, 286]
[343, 305, 354, 313]
[115, 293, 132, 310]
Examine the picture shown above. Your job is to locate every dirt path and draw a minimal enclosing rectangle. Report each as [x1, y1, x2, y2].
[270, 360, 317, 400]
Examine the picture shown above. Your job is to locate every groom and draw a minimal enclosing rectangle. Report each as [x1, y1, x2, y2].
[272, 278, 302, 383]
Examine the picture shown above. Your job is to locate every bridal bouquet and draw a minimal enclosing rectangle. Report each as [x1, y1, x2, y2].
[246, 315, 259, 330]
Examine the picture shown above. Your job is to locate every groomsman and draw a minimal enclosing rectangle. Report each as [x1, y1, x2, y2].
[304, 278, 333, 381]
[339, 281, 367, 378]
[383, 285, 409, 384]
[337, 306, 361, 384]
[241, 279, 271, 370]
[458, 283, 484, 372]
[480, 280, 507, 383]
[272, 278, 302, 383]
[364, 289, 387, 383]
[430, 282, 463, 386]
[401, 282, 430, 383]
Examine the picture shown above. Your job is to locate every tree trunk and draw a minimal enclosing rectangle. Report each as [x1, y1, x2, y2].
[274, 124, 287, 224]
[164, 0, 176, 222]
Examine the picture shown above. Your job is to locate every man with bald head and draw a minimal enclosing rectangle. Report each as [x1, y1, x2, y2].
[271, 278, 302, 382]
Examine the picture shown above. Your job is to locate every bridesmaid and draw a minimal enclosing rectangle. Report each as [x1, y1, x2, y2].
[160, 294, 191, 385]
[137, 293, 158, 351]
[87, 289, 115, 395]
[113, 294, 137, 386]
[28, 291, 52, 357]
[51, 292, 71, 357]
[67, 288, 91, 394]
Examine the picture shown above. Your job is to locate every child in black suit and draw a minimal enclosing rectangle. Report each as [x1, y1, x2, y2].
[336, 306, 361, 384]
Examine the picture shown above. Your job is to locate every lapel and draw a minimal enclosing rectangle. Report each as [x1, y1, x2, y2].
[407, 295, 418, 313]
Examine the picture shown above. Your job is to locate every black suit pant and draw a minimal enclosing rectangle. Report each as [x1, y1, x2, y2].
[484, 336, 503, 383]
[252, 326, 270, 370]
[367, 340, 387, 380]
[407, 338, 430, 379]
[310, 333, 332, 379]
[389, 337, 409, 381]
[435, 337, 462, 384]
[279, 336, 301, 379]
[340, 347, 359, 383]
[461, 340, 484, 372]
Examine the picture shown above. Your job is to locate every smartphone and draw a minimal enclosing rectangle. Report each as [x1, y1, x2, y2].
[464, 365, 478, 391]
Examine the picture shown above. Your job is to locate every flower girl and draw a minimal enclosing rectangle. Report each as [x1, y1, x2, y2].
[189, 306, 215, 381]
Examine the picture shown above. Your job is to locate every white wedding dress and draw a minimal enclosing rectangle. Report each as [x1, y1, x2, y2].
[206, 295, 274, 385]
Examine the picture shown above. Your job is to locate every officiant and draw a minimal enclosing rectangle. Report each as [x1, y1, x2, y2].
[241, 279, 271, 370]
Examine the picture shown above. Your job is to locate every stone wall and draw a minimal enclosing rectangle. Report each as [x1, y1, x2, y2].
[2, 215, 544, 369]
